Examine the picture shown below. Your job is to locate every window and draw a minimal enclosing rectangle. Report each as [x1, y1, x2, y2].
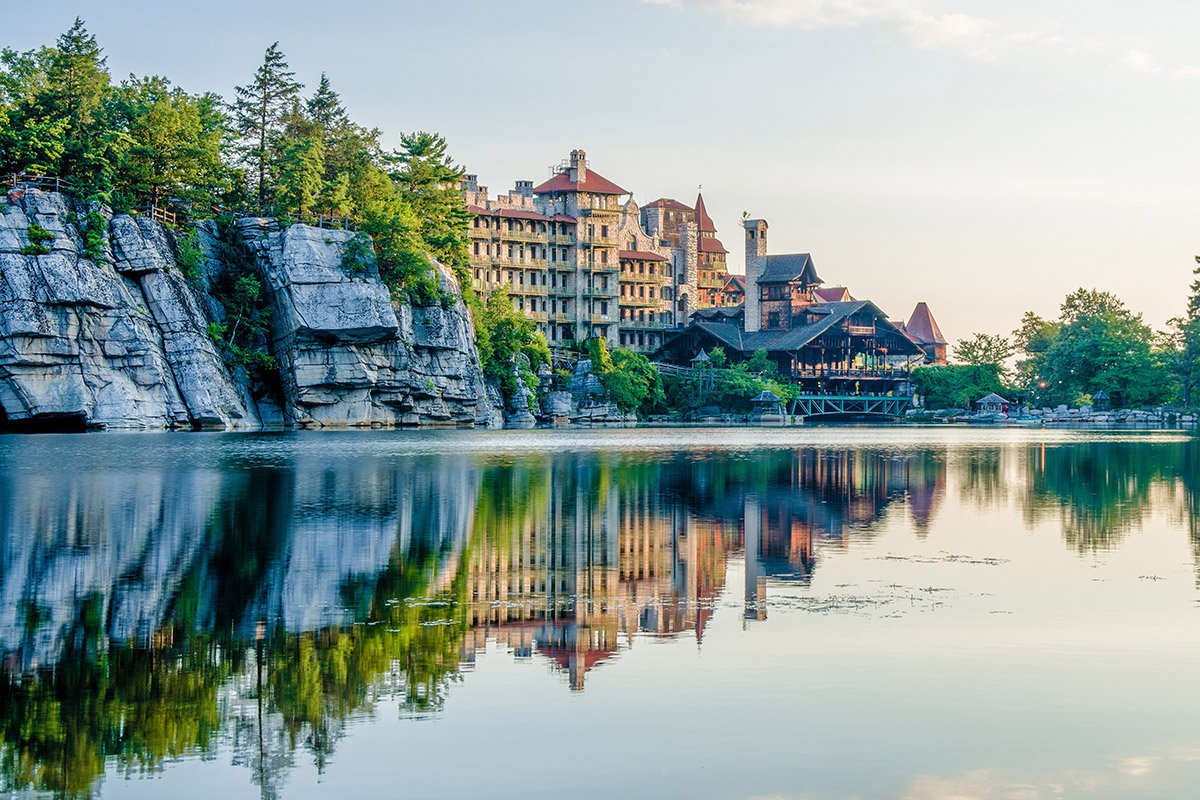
[600, 301, 608, 315]
[601, 225, 609, 238]
[473, 242, 480, 255]
[767, 312, 781, 328]
[600, 250, 608, 265]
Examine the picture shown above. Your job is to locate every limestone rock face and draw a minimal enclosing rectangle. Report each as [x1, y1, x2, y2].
[0, 190, 498, 430]
[0, 191, 187, 428]
[238, 218, 498, 428]
[0, 190, 256, 429]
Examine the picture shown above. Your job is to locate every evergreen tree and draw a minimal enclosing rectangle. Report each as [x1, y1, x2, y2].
[43, 18, 110, 185]
[389, 131, 471, 286]
[232, 42, 300, 206]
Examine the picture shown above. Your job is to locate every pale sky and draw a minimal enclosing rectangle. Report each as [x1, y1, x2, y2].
[4, 0, 1198, 343]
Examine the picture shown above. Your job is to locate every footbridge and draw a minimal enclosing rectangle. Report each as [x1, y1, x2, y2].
[789, 394, 912, 421]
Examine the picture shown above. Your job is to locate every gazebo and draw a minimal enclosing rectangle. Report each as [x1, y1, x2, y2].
[751, 389, 785, 417]
[976, 393, 1010, 415]
[1092, 390, 1111, 411]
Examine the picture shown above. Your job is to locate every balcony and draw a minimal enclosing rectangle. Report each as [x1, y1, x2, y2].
[510, 284, 549, 296]
[493, 228, 546, 243]
[619, 295, 662, 308]
[619, 270, 665, 284]
[551, 312, 575, 323]
[618, 319, 673, 331]
[583, 288, 616, 299]
[590, 314, 615, 325]
[847, 325, 875, 337]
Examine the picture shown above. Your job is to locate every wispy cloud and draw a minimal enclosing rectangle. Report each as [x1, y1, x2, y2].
[645, 0, 1188, 76]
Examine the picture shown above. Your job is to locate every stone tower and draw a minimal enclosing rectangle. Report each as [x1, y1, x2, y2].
[744, 219, 768, 333]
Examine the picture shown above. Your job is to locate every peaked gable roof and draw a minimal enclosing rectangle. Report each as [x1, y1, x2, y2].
[906, 302, 946, 345]
[699, 236, 727, 254]
[759, 253, 823, 285]
[814, 286, 852, 303]
[644, 197, 693, 211]
[694, 192, 716, 233]
[532, 168, 628, 196]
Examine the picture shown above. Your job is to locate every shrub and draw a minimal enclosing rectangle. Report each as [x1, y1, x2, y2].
[19, 222, 54, 256]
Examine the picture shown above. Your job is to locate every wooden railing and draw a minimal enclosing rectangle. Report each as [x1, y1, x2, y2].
[138, 205, 177, 226]
[3, 173, 76, 194]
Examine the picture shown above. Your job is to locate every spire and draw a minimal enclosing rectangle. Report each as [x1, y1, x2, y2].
[694, 192, 716, 233]
[906, 302, 946, 345]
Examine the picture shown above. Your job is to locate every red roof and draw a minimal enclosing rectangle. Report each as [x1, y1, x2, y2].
[619, 249, 668, 262]
[644, 197, 693, 211]
[694, 192, 716, 233]
[466, 204, 577, 224]
[906, 302, 946, 344]
[532, 168, 628, 196]
[699, 236, 727, 254]
[724, 274, 745, 292]
[814, 286, 852, 302]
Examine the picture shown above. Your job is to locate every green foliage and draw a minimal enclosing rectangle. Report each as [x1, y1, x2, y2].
[19, 221, 53, 255]
[108, 75, 230, 210]
[206, 217, 276, 374]
[663, 349, 795, 415]
[1013, 289, 1173, 408]
[911, 364, 1008, 409]
[1162, 258, 1200, 408]
[592, 343, 664, 416]
[475, 287, 549, 404]
[339, 232, 374, 276]
[173, 226, 204, 281]
[80, 207, 106, 260]
[388, 131, 473, 291]
[954, 332, 1015, 373]
[1, 20, 232, 213]
[231, 42, 300, 206]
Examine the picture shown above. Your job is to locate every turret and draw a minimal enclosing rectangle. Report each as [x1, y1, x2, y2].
[744, 219, 768, 333]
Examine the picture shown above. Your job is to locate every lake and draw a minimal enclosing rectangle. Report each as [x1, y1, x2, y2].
[1, 428, 1198, 799]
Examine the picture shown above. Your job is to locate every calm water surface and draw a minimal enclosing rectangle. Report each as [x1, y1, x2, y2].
[2, 428, 1199, 799]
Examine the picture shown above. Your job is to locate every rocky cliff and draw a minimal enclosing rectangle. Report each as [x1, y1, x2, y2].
[0, 189, 500, 430]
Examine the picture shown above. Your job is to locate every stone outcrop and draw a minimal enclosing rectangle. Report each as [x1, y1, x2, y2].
[0, 189, 501, 430]
[0, 189, 254, 430]
[238, 218, 497, 428]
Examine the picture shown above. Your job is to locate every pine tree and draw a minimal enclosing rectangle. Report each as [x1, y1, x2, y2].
[390, 131, 471, 286]
[305, 73, 347, 132]
[232, 42, 300, 206]
[44, 18, 110, 184]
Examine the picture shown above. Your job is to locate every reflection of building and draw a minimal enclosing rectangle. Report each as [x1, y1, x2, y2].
[462, 456, 733, 689]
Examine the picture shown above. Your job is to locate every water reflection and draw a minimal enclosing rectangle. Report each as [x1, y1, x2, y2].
[0, 434, 1197, 798]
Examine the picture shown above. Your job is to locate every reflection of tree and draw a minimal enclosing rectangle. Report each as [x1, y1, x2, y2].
[957, 447, 1009, 510]
[1023, 441, 1192, 553]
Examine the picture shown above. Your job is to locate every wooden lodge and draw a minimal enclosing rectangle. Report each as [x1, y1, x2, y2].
[654, 218, 937, 397]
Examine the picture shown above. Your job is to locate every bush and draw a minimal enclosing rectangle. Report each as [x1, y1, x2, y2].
[19, 222, 54, 256]
[174, 226, 204, 281]
[474, 287, 549, 406]
[586, 338, 663, 416]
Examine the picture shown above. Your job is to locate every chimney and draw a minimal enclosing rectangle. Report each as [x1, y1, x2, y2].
[515, 179, 533, 198]
[570, 148, 587, 184]
[744, 219, 768, 333]
[461, 174, 478, 192]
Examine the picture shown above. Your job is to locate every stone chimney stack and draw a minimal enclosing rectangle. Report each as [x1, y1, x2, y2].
[570, 149, 587, 184]
[515, 179, 533, 198]
[744, 219, 768, 333]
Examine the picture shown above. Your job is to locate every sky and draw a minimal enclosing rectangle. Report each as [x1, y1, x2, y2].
[3, 0, 1199, 342]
